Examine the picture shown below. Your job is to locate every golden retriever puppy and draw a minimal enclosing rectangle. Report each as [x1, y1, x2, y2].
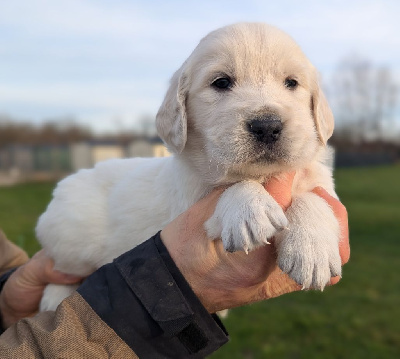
[37, 23, 340, 311]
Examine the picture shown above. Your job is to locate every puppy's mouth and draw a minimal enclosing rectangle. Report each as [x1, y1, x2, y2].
[248, 141, 287, 164]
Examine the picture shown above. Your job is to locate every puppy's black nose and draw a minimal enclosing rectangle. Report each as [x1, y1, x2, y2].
[247, 116, 283, 144]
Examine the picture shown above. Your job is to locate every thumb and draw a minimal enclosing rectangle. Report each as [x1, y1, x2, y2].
[264, 172, 295, 211]
[33, 250, 83, 285]
[46, 267, 84, 285]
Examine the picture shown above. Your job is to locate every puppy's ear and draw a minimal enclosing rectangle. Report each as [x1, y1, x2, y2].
[156, 64, 189, 154]
[311, 75, 334, 145]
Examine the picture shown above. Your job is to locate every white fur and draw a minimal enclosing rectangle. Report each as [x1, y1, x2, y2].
[205, 181, 288, 253]
[275, 193, 341, 289]
[37, 23, 340, 311]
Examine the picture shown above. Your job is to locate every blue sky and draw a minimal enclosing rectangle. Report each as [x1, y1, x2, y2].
[0, 0, 399, 133]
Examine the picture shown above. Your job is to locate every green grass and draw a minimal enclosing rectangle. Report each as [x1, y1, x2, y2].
[211, 165, 400, 359]
[0, 182, 55, 256]
[0, 166, 399, 358]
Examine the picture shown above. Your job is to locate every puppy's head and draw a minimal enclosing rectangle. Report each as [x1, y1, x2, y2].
[156, 23, 334, 184]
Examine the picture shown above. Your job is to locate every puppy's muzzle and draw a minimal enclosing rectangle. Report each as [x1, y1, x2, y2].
[247, 115, 283, 145]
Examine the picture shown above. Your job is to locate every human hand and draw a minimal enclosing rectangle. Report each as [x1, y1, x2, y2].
[161, 174, 349, 313]
[0, 250, 83, 329]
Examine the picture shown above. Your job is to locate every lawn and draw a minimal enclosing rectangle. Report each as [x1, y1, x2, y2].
[0, 181, 54, 255]
[0, 166, 399, 358]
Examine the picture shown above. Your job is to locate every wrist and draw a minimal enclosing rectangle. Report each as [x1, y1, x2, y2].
[189, 282, 259, 313]
[160, 228, 259, 313]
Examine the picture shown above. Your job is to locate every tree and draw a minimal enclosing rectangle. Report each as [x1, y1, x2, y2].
[329, 55, 398, 144]
[0, 115, 92, 146]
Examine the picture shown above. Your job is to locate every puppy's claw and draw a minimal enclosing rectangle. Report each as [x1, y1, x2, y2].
[224, 241, 235, 253]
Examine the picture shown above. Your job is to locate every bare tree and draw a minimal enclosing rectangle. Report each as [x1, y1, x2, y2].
[330, 55, 398, 145]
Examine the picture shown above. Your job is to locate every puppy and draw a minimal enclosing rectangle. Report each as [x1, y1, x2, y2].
[37, 23, 341, 311]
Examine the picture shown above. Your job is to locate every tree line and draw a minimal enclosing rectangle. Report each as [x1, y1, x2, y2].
[0, 116, 92, 146]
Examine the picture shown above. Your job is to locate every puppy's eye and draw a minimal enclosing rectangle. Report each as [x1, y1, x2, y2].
[284, 78, 298, 89]
[212, 77, 232, 90]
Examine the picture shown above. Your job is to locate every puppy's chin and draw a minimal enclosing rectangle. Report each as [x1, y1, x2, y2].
[211, 149, 295, 185]
[184, 132, 319, 185]
[211, 139, 319, 185]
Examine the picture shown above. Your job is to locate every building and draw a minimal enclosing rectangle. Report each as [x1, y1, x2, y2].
[0, 137, 170, 185]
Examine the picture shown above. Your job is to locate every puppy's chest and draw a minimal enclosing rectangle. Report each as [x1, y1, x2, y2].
[292, 165, 331, 197]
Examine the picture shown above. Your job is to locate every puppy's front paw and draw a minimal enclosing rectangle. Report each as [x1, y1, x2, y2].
[205, 181, 287, 253]
[275, 192, 341, 290]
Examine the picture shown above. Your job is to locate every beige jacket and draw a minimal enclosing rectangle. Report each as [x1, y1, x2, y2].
[0, 230, 138, 358]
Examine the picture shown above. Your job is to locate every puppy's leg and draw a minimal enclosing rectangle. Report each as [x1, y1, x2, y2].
[205, 180, 288, 253]
[40, 283, 80, 312]
[275, 192, 341, 290]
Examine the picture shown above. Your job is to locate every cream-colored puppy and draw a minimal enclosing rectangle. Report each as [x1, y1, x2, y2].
[37, 23, 341, 311]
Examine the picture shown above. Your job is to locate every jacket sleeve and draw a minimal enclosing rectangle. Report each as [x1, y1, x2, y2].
[0, 232, 229, 358]
[0, 230, 29, 276]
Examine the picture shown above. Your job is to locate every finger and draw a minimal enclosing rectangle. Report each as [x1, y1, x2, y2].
[312, 187, 350, 265]
[329, 276, 341, 286]
[44, 259, 83, 284]
[31, 250, 83, 285]
[264, 171, 296, 211]
[46, 268, 84, 284]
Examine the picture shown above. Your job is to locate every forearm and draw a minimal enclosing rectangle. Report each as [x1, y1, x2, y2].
[0, 232, 228, 358]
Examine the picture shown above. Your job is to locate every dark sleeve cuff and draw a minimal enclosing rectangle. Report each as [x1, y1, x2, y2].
[0, 267, 18, 334]
[0, 268, 17, 294]
[77, 232, 229, 358]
